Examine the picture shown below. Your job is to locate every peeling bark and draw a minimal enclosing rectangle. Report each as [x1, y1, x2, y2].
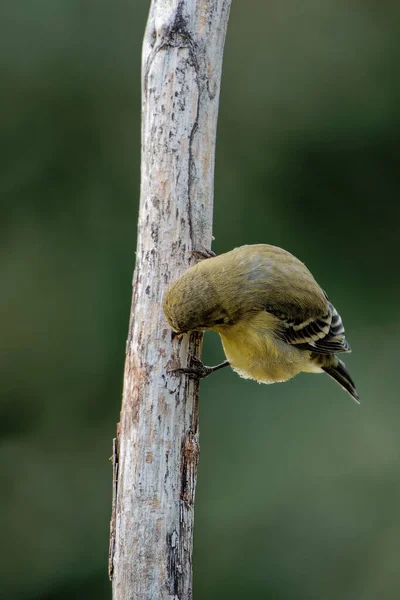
[110, 1, 231, 599]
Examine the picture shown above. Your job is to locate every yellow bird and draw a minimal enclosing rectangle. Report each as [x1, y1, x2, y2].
[163, 244, 359, 403]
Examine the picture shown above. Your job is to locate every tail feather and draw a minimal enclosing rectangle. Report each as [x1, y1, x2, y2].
[322, 359, 360, 404]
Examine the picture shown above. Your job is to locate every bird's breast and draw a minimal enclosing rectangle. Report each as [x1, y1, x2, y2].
[217, 312, 310, 384]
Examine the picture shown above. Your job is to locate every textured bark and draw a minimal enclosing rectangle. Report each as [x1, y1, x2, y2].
[110, 1, 231, 598]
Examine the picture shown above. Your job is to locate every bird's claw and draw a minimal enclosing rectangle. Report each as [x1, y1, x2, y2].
[188, 247, 216, 260]
[171, 355, 215, 379]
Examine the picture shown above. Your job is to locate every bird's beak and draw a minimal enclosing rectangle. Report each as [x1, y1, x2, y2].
[171, 330, 185, 341]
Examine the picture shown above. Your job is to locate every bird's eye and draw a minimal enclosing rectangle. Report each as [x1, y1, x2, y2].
[214, 318, 225, 325]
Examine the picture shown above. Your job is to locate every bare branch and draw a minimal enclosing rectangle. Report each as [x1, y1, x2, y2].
[110, 0, 231, 598]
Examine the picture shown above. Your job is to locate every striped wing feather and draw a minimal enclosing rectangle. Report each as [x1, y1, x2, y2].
[270, 301, 351, 355]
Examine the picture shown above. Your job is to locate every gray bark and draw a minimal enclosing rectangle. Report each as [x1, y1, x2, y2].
[109, 1, 231, 598]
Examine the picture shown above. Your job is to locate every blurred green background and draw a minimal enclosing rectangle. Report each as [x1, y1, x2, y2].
[2, 1, 400, 599]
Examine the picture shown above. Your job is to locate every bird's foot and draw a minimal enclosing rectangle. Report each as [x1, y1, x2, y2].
[189, 246, 216, 260]
[170, 355, 229, 379]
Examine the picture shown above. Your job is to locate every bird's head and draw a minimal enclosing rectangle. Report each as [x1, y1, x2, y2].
[162, 264, 230, 335]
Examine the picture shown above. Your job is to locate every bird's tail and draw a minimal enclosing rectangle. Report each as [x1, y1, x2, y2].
[322, 359, 360, 404]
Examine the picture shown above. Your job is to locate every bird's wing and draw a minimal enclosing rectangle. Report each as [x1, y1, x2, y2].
[268, 301, 351, 355]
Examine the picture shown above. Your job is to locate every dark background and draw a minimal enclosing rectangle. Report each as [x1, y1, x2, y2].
[2, 1, 400, 599]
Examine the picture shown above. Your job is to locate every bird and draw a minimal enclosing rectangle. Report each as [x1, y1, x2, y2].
[162, 244, 359, 403]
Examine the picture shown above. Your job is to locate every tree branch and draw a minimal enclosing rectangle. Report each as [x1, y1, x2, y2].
[109, 1, 231, 598]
